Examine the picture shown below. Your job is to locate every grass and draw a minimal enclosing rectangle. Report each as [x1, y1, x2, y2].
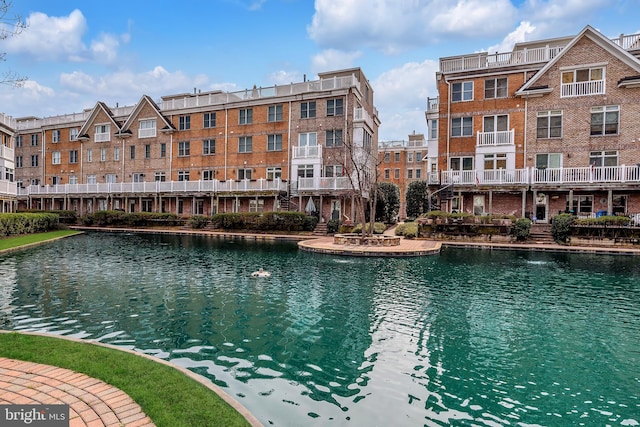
[0, 333, 252, 427]
[0, 229, 82, 251]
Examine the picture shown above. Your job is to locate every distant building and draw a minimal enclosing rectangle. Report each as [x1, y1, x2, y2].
[0, 113, 16, 212]
[10, 68, 380, 222]
[427, 25, 640, 221]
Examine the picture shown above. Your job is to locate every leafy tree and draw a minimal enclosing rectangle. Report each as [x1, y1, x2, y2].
[1, 0, 27, 87]
[375, 182, 400, 223]
[406, 180, 429, 218]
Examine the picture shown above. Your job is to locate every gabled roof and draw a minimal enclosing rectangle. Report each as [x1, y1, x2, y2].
[516, 25, 640, 96]
[118, 95, 175, 135]
[77, 102, 122, 139]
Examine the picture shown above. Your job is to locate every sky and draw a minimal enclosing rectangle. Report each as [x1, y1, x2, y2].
[0, 0, 638, 141]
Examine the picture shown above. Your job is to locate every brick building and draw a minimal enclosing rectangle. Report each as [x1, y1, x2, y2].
[0, 113, 16, 212]
[11, 68, 380, 222]
[426, 25, 640, 222]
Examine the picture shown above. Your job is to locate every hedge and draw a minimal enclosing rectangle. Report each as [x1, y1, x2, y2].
[81, 211, 180, 227]
[210, 211, 316, 232]
[0, 213, 60, 236]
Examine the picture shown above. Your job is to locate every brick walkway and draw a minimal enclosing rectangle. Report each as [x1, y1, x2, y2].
[0, 357, 155, 427]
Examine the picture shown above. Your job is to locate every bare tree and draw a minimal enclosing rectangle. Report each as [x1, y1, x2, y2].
[0, 0, 26, 87]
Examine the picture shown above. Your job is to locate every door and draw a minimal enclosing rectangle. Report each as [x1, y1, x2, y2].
[331, 200, 341, 221]
[535, 193, 547, 223]
[473, 195, 485, 215]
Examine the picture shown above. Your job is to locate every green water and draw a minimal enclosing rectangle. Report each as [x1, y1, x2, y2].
[0, 232, 638, 426]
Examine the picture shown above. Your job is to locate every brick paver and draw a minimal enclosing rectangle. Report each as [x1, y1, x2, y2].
[0, 357, 155, 427]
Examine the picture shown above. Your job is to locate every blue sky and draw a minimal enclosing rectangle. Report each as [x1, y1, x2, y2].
[0, 0, 638, 140]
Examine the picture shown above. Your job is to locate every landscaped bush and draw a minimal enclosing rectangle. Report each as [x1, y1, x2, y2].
[18, 209, 78, 224]
[211, 211, 309, 232]
[551, 213, 575, 244]
[510, 218, 532, 241]
[326, 219, 340, 234]
[187, 215, 210, 229]
[0, 213, 60, 236]
[395, 222, 418, 238]
[574, 215, 630, 226]
[351, 222, 386, 234]
[81, 211, 179, 227]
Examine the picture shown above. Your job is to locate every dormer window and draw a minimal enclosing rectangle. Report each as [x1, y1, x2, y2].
[95, 124, 110, 142]
[561, 66, 605, 97]
[139, 119, 156, 138]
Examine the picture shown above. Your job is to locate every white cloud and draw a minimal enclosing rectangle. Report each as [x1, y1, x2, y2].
[90, 34, 121, 64]
[0, 80, 57, 118]
[310, 49, 362, 76]
[519, 0, 611, 38]
[267, 70, 304, 85]
[487, 21, 537, 53]
[309, 0, 517, 54]
[373, 60, 439, 140]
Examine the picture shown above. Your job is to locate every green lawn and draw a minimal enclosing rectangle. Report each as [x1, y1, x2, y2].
[0, 333, 252, 427]
[0, 229, 82, 251]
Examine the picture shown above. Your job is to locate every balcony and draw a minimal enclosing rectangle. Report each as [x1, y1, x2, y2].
[427, 97, 439, 113]
[476, 129, 514, 146]
[0, 144, 15, 161]
[292, 145, 322, 159]
[296, 176, 352, 192]
[94, 132, 110, 142]
[437, 165, 640, 186]
[0, 180, 17, 196]
[17, 178, 288, 197]
[353, 107, 374, 129]
[560, 80, 605, 97]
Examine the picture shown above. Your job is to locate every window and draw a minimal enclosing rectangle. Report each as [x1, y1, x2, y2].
[179, 115, 190, 130]
[139, 119, 156, 138]
[203, 139, 216, 155]
[297, 164, 314, 178]
[407, 169, 413, 179]
[452, 81, 473, 102]
[132, 173, 143, 183]
[567, 195, 593, 215]
[384, 169, 390, 179]
[408, 152, 414, 162]
[178, 141, 190, 156]
[268, 134, 282, 151]
[86, 149, 92, 162]
[249, 199, 264, 213]
[415, 169, 421, 179]
[87, 175, 97, 184]
[327, 98, 344, 116]
[325, 129, 343, 147]
[394, 169, 400, 179]
[429, 119, 438, 140]
[69, 175, 78, 184]
[203, 112, 216, 128]
[129, 146, 135, 160]
[561, 67, 605, 97]
[536, 153, 562, 169]
[537, 111, 563, 138]
[95, 124, 110, 142]
[238, 136, 252, 153]
[301, 101, 316, 119]
[16, 156, 22, 168]
[155, 172, 166, 182]
[384, 152, 390, 163]
[239, 108, 253, 125]
[178, 171, 190, 181]
[324, 165, 343, 177]
[30, 178, 39, 186]
[69, 150, 78, 164]
[142, 144, 150, 159]
[268, 105, 283, 122]
[237, 168, 252, 180]
[114, 147, 120, 161]
[450, 157, 473, 171]
[31, 134, 38, 146]
[202, 170, 214, 180]
[52, 151, 60, 165]
[106, 174, 116, 183]
[415, 151, 422, 163]
[483, 115, 508, 132]
[267, 167, 282, 180]
[299, 132, 317, 146]
[160, 143, 166, 158]
[484, 153, 507, 170]
[70, 128, 79, 141]
[591, 106, 619, 136]
[52, 130, 60, 143]
[100, 148, 106, 162]
[452, 117, 473, 137]
[589, 150, 618, 167]
[16, 135, 22, 147]
[485, 78, 508, 99]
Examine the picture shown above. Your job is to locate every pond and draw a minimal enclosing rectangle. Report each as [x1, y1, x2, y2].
[1, 232, 639, 426]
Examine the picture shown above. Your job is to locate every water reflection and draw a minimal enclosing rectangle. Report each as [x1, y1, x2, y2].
[1, 234, 639, 426]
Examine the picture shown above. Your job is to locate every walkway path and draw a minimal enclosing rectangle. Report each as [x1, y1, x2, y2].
[0, 357, 154, 427]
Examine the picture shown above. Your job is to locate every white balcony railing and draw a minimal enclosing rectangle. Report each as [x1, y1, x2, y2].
[138, 128, 156, 138]
[560, 80, 605, 97]
[296, 176, 352, 191]
[17, 178, 287, 197]
[0, 180, 17, 196]
[353, 107, 374, 129]
[0, 144, 15, 161]
[437, 165, 640, 186]
[94, 132, 110, 142]
[292, 145, 322, 159]
[476, 129, 514, 146]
